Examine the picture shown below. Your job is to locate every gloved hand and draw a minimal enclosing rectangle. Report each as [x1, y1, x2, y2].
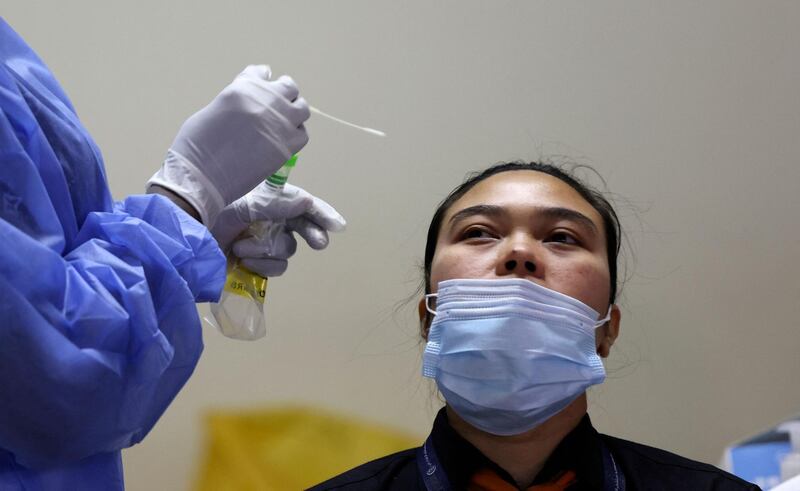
[146, 65, 310, 227]
[211, 182, 346, 277]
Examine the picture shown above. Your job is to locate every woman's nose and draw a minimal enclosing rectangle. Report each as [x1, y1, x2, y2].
[497, 236, 540, 278]
[503, 258, 536, 273]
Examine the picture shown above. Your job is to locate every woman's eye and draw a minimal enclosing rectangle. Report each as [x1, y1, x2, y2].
[461, 228, 494, 240]
[547, 232, 579, 245]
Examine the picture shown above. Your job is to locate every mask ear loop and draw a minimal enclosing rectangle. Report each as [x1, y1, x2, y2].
[593, 306, 613, 328]
[425, 293, 438, 316]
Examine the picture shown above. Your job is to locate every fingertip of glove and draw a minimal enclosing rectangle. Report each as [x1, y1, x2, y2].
[307, 232, 330, 251]
[313, 210, 347, 233]
[273, 75, 300, 102]
[241, 64, 272, 81]
[275, 74, 296, 86]
[331, 217, 347, 233]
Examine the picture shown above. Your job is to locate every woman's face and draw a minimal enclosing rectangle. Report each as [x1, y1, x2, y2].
[428, 170, 620, 352]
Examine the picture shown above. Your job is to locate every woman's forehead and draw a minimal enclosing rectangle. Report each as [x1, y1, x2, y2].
[444, 170, 604, 225]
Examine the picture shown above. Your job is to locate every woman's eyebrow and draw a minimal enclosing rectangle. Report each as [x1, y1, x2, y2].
[448, 205, 505, 226]
[537, 206, 599, 236]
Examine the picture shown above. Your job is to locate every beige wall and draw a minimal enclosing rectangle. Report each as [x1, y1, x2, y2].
[4, 1, 800, 489]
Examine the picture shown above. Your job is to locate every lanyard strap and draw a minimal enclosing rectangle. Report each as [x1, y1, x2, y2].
[600, 440, 626, 491]
[417, 436, 626, 491]
[417, 436, 452, 491]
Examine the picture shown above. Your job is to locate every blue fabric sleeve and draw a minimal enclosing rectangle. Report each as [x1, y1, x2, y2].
[0, 18, 226, 470]
[0, 195, 225, 468]
[0, 447, 124, 490]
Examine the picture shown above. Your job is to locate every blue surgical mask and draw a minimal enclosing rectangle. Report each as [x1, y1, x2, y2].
[422, 278, 611, 436]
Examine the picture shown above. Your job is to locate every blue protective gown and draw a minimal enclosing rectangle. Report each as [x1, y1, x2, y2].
[0, 19, 226, 490]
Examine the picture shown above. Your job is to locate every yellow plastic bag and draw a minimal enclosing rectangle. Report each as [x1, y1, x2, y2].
[193, 406, 420, 490]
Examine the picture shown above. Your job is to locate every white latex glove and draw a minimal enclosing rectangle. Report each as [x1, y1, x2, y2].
[146, 65, 310, 227]
[211, 182, 346, 277]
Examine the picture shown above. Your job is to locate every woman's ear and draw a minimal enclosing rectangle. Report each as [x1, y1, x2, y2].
[596, 304, 621, 358]
[418, 298, 430, 341]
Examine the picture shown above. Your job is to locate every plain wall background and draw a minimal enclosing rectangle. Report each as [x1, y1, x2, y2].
[4, 1, 799, 489]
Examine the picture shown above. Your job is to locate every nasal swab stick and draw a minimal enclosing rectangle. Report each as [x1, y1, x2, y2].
[309, 105, 386, 137]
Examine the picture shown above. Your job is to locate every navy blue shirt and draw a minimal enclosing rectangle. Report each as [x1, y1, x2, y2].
[309, 409, 760, 491]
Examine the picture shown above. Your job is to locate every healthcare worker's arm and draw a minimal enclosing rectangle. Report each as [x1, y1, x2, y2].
[0, 196, 223, 468]
[0, 18, 310, 469]
[149, 185, 203, 221]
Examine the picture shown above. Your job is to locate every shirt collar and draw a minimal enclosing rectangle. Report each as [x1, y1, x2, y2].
[428, 407, 605, 490]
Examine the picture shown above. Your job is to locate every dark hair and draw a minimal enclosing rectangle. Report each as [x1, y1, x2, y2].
[423, 161, 622, 306]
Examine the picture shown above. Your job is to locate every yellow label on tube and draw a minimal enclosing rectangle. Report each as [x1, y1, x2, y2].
[222, 260, 267, 304]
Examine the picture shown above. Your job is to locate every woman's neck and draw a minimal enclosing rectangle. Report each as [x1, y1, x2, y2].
[446, 395, 588, 489]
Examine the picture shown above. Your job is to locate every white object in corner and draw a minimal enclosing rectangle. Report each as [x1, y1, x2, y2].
[780, 422, 800, 484]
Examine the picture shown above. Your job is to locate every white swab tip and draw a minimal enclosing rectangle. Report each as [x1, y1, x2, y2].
[309, 105, 386, 138]
[362, 128, 387, 137]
